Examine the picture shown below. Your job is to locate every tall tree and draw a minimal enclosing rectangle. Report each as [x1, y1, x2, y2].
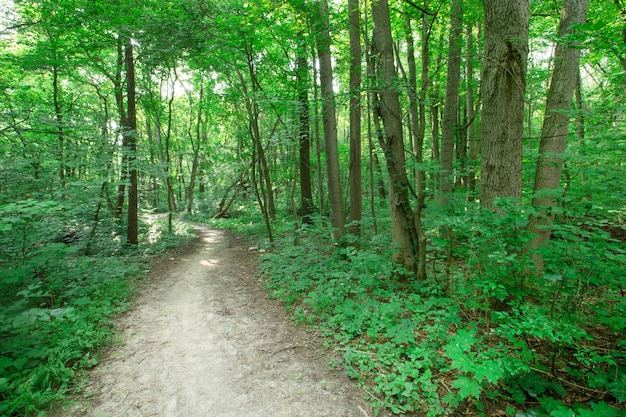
[348, 0, 362, 237]
[125, 41, 138, 245]
[315, 0, 345, 241]
[296, 35, 314, 225]
[479, 0, 530, 208]
[529, 0, 589, 268]
[371, 0, 420, 273]
[440, 0, 463, 202]
[465, 21, 479, 200]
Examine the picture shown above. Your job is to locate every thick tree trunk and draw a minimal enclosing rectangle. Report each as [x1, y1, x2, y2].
[316, 0, 345, 241]
[125, 43, 138, 245]
[371, 0, 419, 273]
[529, 0, 589, 268]
[296, 37, 314, 225]
[479, 0, 530, 208]
[348, 0, 362, 237]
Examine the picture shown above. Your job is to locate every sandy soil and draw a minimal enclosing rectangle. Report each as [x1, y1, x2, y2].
[60, 224, 376, 417]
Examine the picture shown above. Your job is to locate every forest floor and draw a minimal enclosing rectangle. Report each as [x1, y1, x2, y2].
[55, 223, 376, 417]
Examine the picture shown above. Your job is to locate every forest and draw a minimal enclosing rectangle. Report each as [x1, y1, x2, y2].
[0, 0, 625, 416]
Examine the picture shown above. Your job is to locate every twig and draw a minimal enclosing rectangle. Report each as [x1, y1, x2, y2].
[271, 344, 303, 356]
[358, 404, 371, 417]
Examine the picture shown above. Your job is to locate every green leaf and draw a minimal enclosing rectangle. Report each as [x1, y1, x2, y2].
[608, 374, 626, 403]
[586, 402, 620, 417]
[474, 359, 503, 384]
[445, 328, 478, 354]
[451, 375, 482, 400]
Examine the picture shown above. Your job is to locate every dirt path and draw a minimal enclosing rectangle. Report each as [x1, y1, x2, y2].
[62, 225, 375, 417]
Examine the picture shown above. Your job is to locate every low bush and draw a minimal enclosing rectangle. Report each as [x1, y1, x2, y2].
[0, 199, 194, 416]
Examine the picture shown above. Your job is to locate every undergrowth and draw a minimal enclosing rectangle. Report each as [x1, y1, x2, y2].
[0, 199, 194, 417]
[259, 201, 626, 417]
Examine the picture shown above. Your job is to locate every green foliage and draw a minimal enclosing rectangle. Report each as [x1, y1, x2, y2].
[259, 199, 625, 416]
[0, 199, 195, 416]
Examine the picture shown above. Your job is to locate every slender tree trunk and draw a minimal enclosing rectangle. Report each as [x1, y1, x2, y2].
[574, 69, 585, 143]
[529, 0, 589, 269]
[466, 22, 478, 201]
[440, 0, 463, 202]
[430, 102, 440, 197]
[115, 39, 128, 218]
[404, 17, 423, 208]
[244, 44, 276, 221]
[187, 83, 206, 215]
[52, 63, 65, 187]
[404, 15, 427, 280]
[418, 7, 429, 206]
[296, 36, 314, 225]
[310, 45, 325, 218]
[371, 0, 419, 273]
[479, 0, 530, 208]
[125, 43, 138, 245]
[163, 72, 178, 221]
[236, 66, 274, 241]
[145, 117, 160, 209]
[365, 42, 387, 203]
[348, 0, 362, 237]
[315, 0, 345, 241]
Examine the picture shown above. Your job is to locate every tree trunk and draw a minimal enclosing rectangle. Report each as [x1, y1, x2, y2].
[529, 0, 589, 268]
[310, 44, 325, 219]
[404, 14, 427, 280]
[115, 38, 128, 218]
[244, 44, 276, 222]
[371, 0, 419, 273]
[315, 0, 345, 241]
[187, 83, 206, 215]
[125, 42, 138, 245]
[296, 36, 314, 225]
[440, 0, 463, 201]
[348, 0, 362, 237]
[465, 22, 478, 201]
[236, 63, 274, 242]
[52, 63, 65, 187]
[479, 0, 530, 208]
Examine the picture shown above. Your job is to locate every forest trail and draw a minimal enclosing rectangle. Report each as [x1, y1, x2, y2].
[61, 224, 374, 417]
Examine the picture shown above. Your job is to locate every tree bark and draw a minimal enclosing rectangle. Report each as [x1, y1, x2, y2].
[296, 36, 314, 225]
[348, 0, 362, 237]
[125, 42, 138, 245]
[187, 82, 206, 215]
[315, 0, 345, 241]
[440, 0, 463, 201]
[52, 63, 65, 187]
[479, 0, 530, 208]
[371, 0, 419, 273]
[115, 38, 128, 218]
[244, 44, 276, 222]
[404, 14, 427, 280]
[529, 0, 589, 268]
[465, 22, 478, 201]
